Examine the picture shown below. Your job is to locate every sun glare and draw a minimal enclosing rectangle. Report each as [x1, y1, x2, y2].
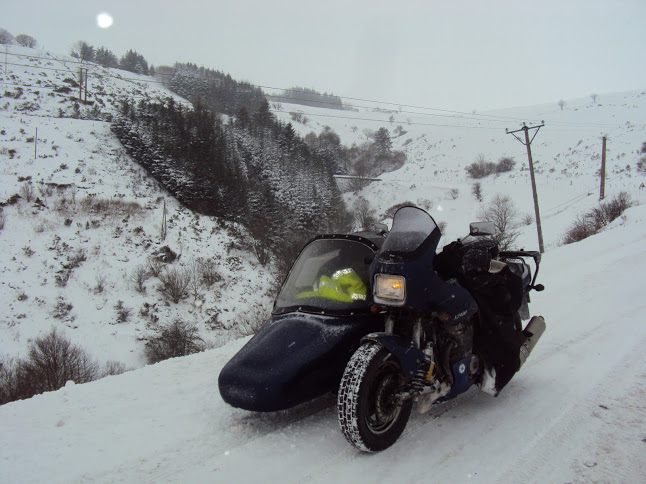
[96, 13, 114, 29]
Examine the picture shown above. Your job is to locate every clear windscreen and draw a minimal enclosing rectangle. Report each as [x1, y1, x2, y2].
[380, 206, 439, 255]
[274, 238, 375, 314]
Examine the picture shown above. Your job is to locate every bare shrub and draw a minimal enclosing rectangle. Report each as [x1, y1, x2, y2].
[52, 297, 73, 319]
[478, 194, 520, 250]
[465, 154, 496, 179]
[158, 266, 190, 303]
[0, 211, 5, 231]
[0, 356, 22, 404]
[19, 182, 35, 202]
[472, 182, 483, 202]
[449, 188, 460, 200]
[10, 328, 99, 400]
[66, 248, 86, 269]
[144, 319, 205, 364]
[384, 202, 417, 220]
[416, 198, 433, 211]
[94, 274, 107, 294]
[495, 157, 516, 173]
[200, 259, 222, 287]
[147, 256, 163, 277]
[521, 213, 534, 226]
[591, 191, 632, 228]
[563, 214, 597, 244]
[114, 300, 132, 323]
[102, 360, 128, 377]
[563, 191, 633, 245]
[236, 306, 269, 337]
[130, 265, 150, 293]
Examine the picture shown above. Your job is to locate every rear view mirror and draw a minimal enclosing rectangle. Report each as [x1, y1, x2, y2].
[469, 221, 495, 236]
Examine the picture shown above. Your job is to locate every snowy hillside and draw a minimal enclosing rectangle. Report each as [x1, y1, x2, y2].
[0, 46, 274, 369]
[2, 203, 645, 483]
[273, 91, 646, 249]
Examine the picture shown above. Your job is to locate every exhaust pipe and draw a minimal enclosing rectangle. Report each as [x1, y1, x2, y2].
[519, 316, 546, 367]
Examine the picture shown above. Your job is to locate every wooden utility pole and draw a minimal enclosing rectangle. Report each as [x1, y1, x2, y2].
[599, 136, 607, 200]
[506, 122, 545, 254]
[161, 199, 167, 241]
[78, 67, 88, 101]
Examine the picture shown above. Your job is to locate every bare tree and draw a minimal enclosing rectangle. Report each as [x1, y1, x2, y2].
[15, 34, 37, 48]
[590, 93, 598, 104]
[158, 266, 191, 303]
[19, 328, 99, 394]
[187, 258, 204, 303]
[558, 99, 566, 111]
[144, 319, 204, 364]
[0, 28, 14, 45]
[478, 194, 520, 250]
[354, 197, 377, 231]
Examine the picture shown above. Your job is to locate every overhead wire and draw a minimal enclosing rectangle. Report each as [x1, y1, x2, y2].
[2, 49, 629, 131]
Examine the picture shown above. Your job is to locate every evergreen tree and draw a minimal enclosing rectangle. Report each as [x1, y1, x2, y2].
[94, 46, 119, 68]
[120, 50, 149, 75]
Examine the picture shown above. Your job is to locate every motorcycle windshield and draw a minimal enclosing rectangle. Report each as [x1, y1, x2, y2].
[274, 238, 376, 314]
[379, 206, 441, 261]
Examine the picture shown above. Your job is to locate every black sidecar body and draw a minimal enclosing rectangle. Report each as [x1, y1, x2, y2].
[218, 233, 385, 412]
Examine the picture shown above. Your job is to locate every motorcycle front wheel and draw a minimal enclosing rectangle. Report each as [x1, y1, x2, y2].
[337, 342, 413, 452]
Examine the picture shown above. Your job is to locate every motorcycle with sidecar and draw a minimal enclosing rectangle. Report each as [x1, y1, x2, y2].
[218, 206, 546, 451]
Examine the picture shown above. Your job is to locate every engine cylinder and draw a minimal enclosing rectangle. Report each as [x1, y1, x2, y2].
[443, 318, 474, 363]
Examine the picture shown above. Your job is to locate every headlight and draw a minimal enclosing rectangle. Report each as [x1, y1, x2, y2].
[374, 274, 406, 305]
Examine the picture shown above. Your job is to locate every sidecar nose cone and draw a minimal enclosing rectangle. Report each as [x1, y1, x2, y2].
[218, 313, 381, 412]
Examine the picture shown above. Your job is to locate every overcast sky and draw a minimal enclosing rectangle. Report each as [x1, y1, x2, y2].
[4, 0, 646, 112]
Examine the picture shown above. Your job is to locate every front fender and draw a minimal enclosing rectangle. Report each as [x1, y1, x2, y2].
[361, 332, 425, 379]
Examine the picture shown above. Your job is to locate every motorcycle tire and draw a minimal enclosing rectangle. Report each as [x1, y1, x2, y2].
[337, 342, 413, 452]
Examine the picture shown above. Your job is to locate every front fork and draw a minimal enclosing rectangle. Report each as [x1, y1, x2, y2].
[384, 314, 423, 350]
[381, 314, 439, 403]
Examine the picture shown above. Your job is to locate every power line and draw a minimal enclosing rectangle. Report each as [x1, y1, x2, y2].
[3, 49, 628, 130]
[269, 110, 506, 130]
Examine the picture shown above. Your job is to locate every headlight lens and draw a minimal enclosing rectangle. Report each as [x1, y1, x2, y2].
[374, 274, 406, 305]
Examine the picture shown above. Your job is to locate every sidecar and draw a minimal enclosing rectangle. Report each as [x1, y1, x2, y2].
[218, 232, 386, 412]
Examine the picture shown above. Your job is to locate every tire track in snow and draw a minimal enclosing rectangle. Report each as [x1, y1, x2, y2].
[86, 394, 337, 483]
[294, 386, 479, 483]
[493, 330, 646, 484]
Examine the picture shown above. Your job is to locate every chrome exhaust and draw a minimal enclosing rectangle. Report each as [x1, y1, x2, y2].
[519, 316, 546, 367]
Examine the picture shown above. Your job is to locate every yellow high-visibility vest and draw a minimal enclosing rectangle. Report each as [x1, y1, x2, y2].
[297, 268, 367, 302]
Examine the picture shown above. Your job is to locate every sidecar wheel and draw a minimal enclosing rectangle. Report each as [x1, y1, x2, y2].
[337, 342, 413, 452]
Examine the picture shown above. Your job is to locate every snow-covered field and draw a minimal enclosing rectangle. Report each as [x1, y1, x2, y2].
[1, 45, 646, 482]
[2, 204, 645, 483]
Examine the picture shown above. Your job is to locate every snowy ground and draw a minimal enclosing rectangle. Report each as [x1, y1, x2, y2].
[2, 204, 645, 483]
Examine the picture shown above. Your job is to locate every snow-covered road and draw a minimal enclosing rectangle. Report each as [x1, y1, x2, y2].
[2, 206, 646, 484]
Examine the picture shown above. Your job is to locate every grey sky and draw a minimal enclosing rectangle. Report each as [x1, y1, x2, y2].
[4, 0, 646, 112]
